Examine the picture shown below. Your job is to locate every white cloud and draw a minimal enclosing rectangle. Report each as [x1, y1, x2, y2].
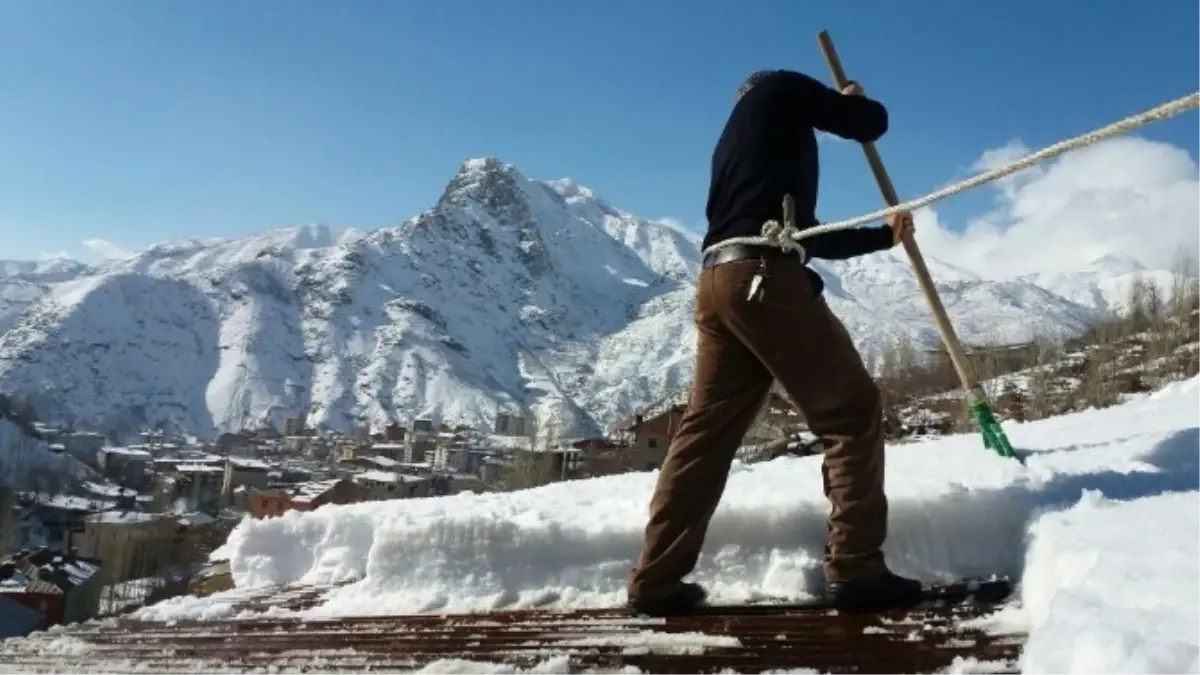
[82, 238, 135, 261]
[911, 135, 1199, 279]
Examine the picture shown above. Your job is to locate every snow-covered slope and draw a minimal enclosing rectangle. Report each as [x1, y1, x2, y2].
[1019, 254, 1178, 315]
[0, 158, 1179, 437]
[0, 257, 93, 283]
[818, 251, 1103, 347]
[0, 416, 98, 492]
[0, 258, 95, 335]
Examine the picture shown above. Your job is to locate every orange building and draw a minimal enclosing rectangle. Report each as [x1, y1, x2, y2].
[249, 479, 368, 519]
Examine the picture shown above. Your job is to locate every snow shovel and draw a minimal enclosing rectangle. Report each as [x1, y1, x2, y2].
[815, 30, 1016, 460]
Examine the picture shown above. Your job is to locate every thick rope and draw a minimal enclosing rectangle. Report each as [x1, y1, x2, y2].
[703, 91, 1200, 257]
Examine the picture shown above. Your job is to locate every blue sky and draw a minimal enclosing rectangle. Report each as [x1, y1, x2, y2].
[1, 0, 1197, 262]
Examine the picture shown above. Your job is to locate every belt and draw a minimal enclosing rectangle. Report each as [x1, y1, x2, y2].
[701, 244, 804, 269]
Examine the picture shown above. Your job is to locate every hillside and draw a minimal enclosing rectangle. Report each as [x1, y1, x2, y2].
[0, 394, 99, 496]
[0, 157, 1179, 439]
[0, 258, 95, 336]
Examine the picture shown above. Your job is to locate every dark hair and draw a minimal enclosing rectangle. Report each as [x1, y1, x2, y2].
[736, 69, 781, 101]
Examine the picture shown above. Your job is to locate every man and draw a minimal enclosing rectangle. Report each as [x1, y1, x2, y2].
[626, 69, 923, 616]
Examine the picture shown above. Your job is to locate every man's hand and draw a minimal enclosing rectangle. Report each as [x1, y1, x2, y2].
[885, 211, 915, 246]
[840, 80, 865, 97]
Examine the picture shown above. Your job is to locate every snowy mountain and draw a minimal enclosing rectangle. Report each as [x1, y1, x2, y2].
[0, 158, 1177, 438]
[0, 257, 96, 335]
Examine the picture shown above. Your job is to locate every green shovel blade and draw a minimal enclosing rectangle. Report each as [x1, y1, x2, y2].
[971, 399, 1016, 459]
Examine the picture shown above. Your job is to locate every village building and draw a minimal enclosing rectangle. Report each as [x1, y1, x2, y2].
[249, 479, 369, 520]
[73, 511, 177, 585]
[0, 549, 103, 634]
[96, 447, 153, 490]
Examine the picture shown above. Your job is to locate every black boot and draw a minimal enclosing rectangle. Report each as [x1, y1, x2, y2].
[824, 570, 923, 612]
[627, 582, 708, 617]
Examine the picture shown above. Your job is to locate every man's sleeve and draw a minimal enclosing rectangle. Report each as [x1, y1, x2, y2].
[803, 225, 894, 260]
[780, 71, 889, 143]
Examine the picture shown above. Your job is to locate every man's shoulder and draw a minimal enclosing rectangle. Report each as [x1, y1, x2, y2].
[737, 69, 824, 107]
[754, 69, 821, 87]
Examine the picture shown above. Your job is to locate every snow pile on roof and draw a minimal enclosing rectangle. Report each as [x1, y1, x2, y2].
[148, 378, 1199, 673]
[227, 456, 270, 471]
[175, 463, 223, 473]
[177, 511, 218, 527]
[1, 549, 102, 592]
[359, 455, 399, 468]
[99, 446, 152, 459]
[24, 494, 114, 512]
[289, 478, 344, 502]
[80, 481, 136, 498]
[155, 452, 223, 464]
[354, 470, 429, 484]
[84, 511, 166, 524]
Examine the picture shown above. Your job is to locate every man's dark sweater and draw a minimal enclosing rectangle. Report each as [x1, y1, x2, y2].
[703, 70, 895, 272]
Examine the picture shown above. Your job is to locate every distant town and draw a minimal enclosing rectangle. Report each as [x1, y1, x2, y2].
[0, 399, 737, 633]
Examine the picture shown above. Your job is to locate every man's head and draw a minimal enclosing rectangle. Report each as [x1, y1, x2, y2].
[736, 69, 781, 102]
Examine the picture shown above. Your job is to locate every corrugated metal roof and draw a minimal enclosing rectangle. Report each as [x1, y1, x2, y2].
[0, 580, 1024, 673]
[1, 549, 102, 594]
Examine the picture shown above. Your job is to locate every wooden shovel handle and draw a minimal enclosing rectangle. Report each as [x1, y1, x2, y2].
[816, 29, 982, 397]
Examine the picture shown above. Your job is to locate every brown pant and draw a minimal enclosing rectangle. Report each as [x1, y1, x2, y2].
[627, 256, 888, 599]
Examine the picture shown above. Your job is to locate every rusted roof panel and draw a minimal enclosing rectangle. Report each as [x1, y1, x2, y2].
[0, 582, 1025, 673]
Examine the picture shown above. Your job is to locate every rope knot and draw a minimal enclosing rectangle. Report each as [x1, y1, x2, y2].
[760, 219, 804, 254]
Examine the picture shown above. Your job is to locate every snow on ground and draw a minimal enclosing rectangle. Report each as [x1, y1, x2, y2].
[140, 378, 1199, 673]
[1019, 491, 1198, 673]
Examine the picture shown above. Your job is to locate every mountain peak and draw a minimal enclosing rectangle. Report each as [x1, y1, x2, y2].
[545, 178, 597, 202]
[439, 157, 531, 211]
[1085, 253, 1146, 275]
[455, 157, 521, 182]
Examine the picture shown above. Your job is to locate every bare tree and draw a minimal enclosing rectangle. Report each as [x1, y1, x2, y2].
[1169, 248, 1200, 338]
[1024, 335, 1066, 420]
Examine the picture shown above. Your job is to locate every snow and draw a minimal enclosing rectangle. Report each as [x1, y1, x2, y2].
[157, 451, 224, 462]
[0, 158, 1177, 440]
[1, 553, 101, 591]
[178, 511, 218, 526]
[289, 478, 343, 501]
[54, 559, 101, 587]
[226, 456, 270, 470]
[357, 454, 400, 467]
[24, 493, 114, 512]
[352, 469, 429, 484]
[80, 481, 135, 498]
[99, 446, 151, 459]
[1019, 491, 1198, 673]
[175, 463, 224, 473]
[85, 511, 166, 524]
[112, 378, 1186, 671]
[355, 469, 405, 483]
